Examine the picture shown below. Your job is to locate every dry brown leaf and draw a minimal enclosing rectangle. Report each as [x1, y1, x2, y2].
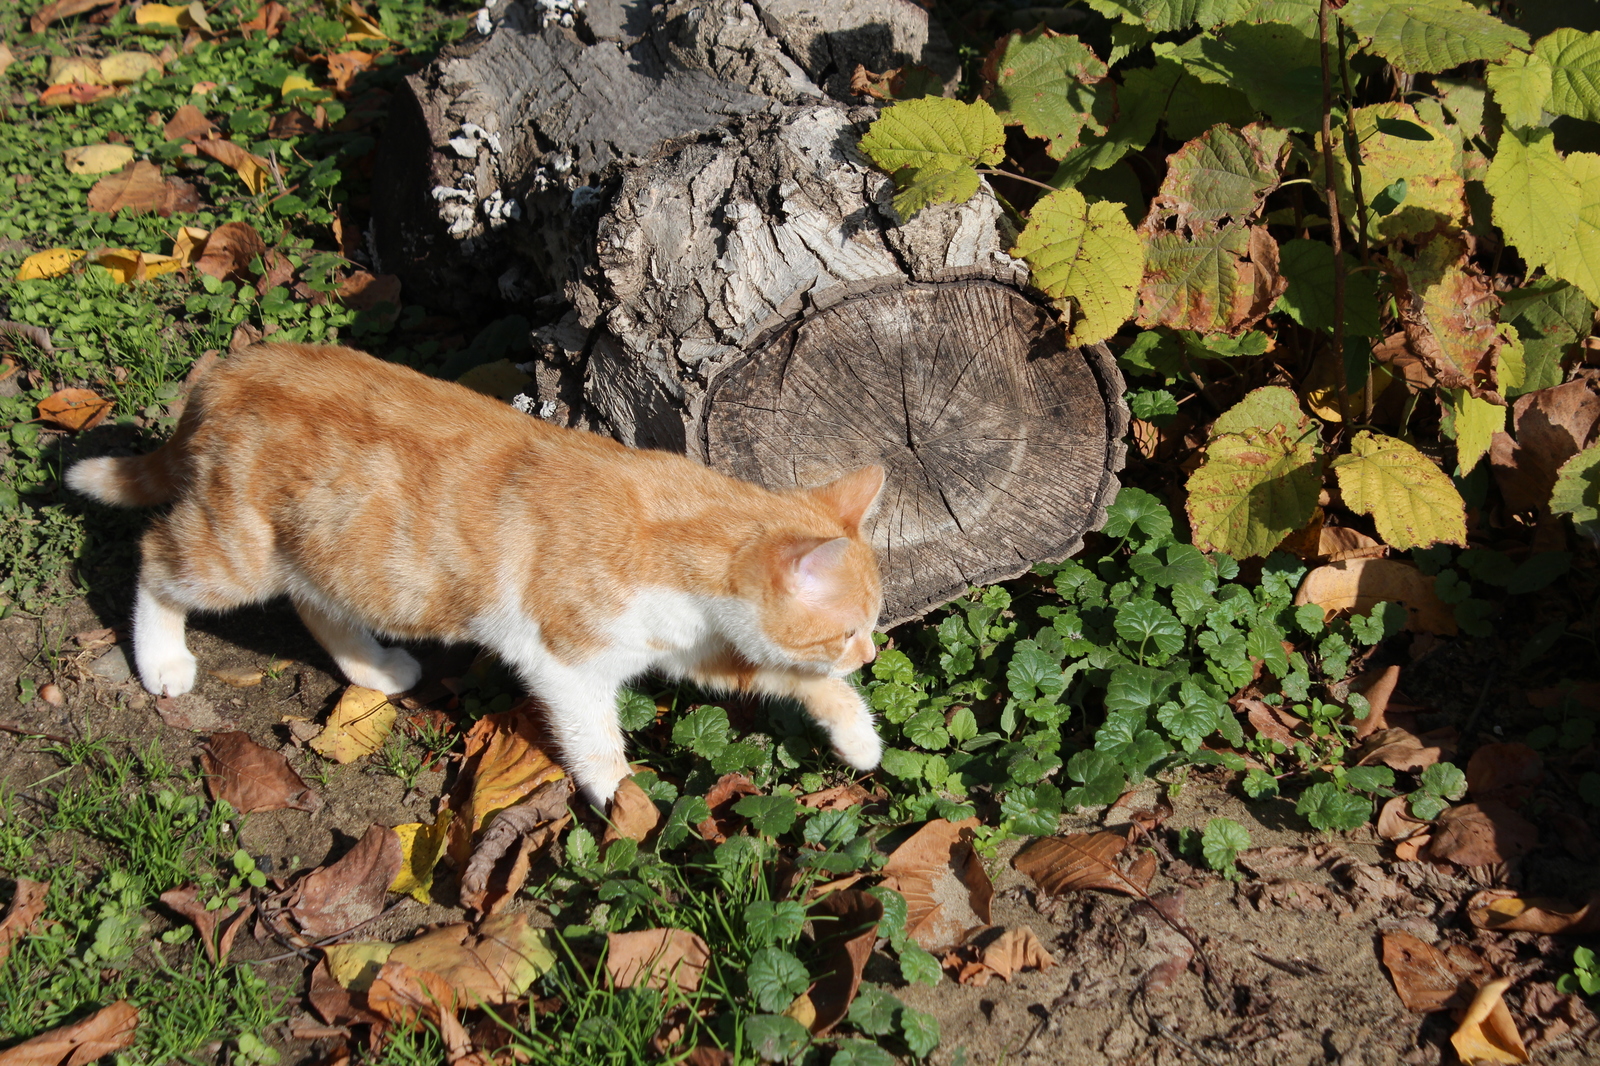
[606, 928, 711, 992]
[1240, 698, 1302, 747]
[1466, 889, 1600, 935]
[1351, 664, 1402, 739]
[87, 161, 198, 216]
[807, 889, 882, 1035]
[1318, 525, 1387, 561]
[367, 960, 473, 1062]
[208, 666, 264, 688]
[601, 775, 661, 850]
[798, 782, 874, 810]
[39, 82, 119, 107]
[163, 103, 217, 142]
[0, 321, 53, 354]
[444, 703, 567, 869]
[63, 143, 134, 175]
[306, 956, 384, 1027]
[1376, 796, 1431, 842]
[325, 50, 375, 93]
[30, 0, 117, 32]
[385, 912, 554, 1006]
[193, 221, 265, 281]
[696, 772, 760, 844]
[1380, 931, 1481, 1012]
[1464, 743, 1542, 804]
[1491, 380, 1600, 514]
[291, 823, 403, 939]
[1293, 559, 1457, 635]
[458, 777, 572, 916]
[1424, 801, 1537, 867]
[239, 0, 287, 35]
[0, 879, 49, 970]
[0, 1000, 138, 1066]
[337, 271, 402, 314]
[158, 885, 251, 964]
[200, 730, 320, 813]
[1012, 831, 1148, 899]
[980, 927, 1056, 983]
[36, 388, 113, 431]
[1451, 978, 1530, 1065]
[255, 249, 295, 295]
[880, 817, 994, 953]
[1356, 724, 1457, 771]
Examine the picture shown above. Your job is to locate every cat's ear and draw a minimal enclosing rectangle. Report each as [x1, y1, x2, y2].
[784, 536, 853, 608]
[810, 465, 885, 537]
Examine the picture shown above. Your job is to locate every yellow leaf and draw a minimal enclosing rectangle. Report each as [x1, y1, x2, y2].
[17, 248, 86, 280]
[64, 144, 135, 175]
[47, 56, 105, 86]
[171, 225, 209, 266]
[1446, 389, 1505, 474]
[0, 43, 14, 78]
[90, 249, 144, 283]
[1449, 978, 1530, 1064]
[309, 686, 396, 763]
[281, 73, 315, 96]
[135, 3, 185, 25]
[390, 811, 452, 904]
[1331, 430, 1468, 550]
[100, 51, 161, 84]
[340, 2, 386, 40]
[323, 941, 394, 991]
[183, 0, 211, 32]
[139, 253, 182, 279]
[783, 993, 818, 1030]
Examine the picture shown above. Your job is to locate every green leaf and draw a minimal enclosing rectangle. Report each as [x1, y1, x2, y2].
[847, 985, 902, 1037]
[1443, 389, 1505, 473]
[1539, 28, 1600, 123]
[1502, 279, 1595, 398]
[1339, 0, 1528, 73]
[1007, 639, 1066, 701]
[748, 946, 811, 1013]
[1419, 761, 1468, 800]
[889, 164, 982, 221]
[743, 1014, 810, 1063]
[1102, 487, 1175, 543]
[1129, 544, 1209, 587]
[1296, 782, 1370, 831]
[1065, 748, 1126, 806]
[1342, 765, 1395, 793]
[617, 689, 657, 731]
[867, 887, 908, 938]
[745, 900, 808, 945]
[672, 705, 731, 757]
[1149, 123, 1291, 230]
[1129, 387, 1181, 421]
[897, 940, 942, 986]
[1332, 431, 1468, 550]
[1013, 187, 1143, 345]
[1115, 599, 1186, 661]
[1409, 789, 1449, 820]
[1552, 443, 1600, 527]
[659, 795, 710, 849]
[1487, 127, 1581, 275]
[1186, 418, 1321, 559]
[831, 1040, 897, 1066]
[1083, 0, 1238, 33]
[1200, 816, 1251, 875]
[733, 794, 801, 838]
[1506, 551, 1570, 594]
[1487, 50, 1553, 128]
[1137, 224, 1277, 334]
[947, 707, 978, 744]
[1275, 239, 1382, 336]
[904, 707, 953, 750]
[988, 30, 1109, 159]
[873, 648, 916, 685]
[858, 97, 1005, 175]
[1104, 665, 1178, 714]
[897, 1006, 941, 1059]
[1158, 23, 1324, 133]
[1332, 103, 1463, 243]
[1155, 677, 1227, 747]
[880, 747, 925, 780]
[1212, 386, 1306, 438]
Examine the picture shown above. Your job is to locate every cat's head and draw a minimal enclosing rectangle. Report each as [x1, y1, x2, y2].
[737, 465, 886, 674]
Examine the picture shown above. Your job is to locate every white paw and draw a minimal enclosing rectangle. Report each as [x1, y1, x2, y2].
[343, 647, 422, 694]
[139, 652, 197, 698]
[570, 755, 629, 810]
[831, 717, 883, 771]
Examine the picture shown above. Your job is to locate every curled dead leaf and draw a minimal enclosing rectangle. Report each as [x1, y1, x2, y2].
[880, 817, 994, 953]
[158, 885, 251, 964]
[30, 0, 118, 33]
[87, 160, 200, 217]
[1356, 726, 1456, 772]
[0, 878, 49, 970]
[37, 388, 113, 432]
[192, 221, 266, 282]
[289, 823, 403, 940]
[807, 889, 882, 1035]
[697, 772, 760, 844]
[606, 928, 710, 992]
[1464, 743, 1542, 804]
[444, 703, 566, 869]
[1380, 930, 1484, 1013]
[459, 777, 572, 916]
[1424, 801, 1537, 868]
[1450, 978, 1530, 1065]
[1376, 796, 1430, 842]
[0, 1000, 138, 1066]
[600, 775, 661, 851]
[1012, 830, 1150, 899]
[310, 685, 397, 763]
[1466, 889, 1600, 935]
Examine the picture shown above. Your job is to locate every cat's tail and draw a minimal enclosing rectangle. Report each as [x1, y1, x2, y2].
[66, 447, 184, 507]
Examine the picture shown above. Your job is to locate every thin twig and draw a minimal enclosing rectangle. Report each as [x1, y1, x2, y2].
[976, 168, 1061, 195]
[247, 897, 415, 965]
[0, 720, 71, 744]
[1318, 0, 1352, 430]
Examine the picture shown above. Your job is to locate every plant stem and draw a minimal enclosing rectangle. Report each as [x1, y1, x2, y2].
[1318, 0, 1352, 430]
[1336, 20, 1371, 267]
[976, 168, 1062, 195]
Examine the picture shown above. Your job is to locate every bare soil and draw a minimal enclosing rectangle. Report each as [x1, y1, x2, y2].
[2, 595, 1598, 1066]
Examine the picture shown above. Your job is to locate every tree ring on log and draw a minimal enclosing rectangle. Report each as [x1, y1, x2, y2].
[702, 273, 1128, 628]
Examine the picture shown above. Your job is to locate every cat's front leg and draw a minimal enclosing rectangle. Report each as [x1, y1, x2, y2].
[791, 674, 883, 772]
[522, 664, 632, 808]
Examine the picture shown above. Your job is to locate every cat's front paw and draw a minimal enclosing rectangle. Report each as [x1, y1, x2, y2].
[342, 647, 422, 694]
[139, 652, 197, 698]
[830, 715, 882, 771]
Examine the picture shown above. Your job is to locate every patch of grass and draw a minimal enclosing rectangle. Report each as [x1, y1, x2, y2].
[0, 738, 285, 1059]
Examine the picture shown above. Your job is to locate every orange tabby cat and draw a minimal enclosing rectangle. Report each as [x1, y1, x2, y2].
[67, 342, 885, 805]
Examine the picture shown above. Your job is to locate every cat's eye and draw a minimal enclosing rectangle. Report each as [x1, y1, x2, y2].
[844, 628, 859, 639]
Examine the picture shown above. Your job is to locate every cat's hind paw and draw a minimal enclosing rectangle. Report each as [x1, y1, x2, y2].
[138, 651, 197, 698]
[342, 647, 422, 695]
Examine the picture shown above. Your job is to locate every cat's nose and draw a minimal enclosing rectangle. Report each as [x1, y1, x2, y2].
[859, 637, 876, 664]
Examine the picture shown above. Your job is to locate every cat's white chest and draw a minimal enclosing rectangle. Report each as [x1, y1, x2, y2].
[610, 587, 717, 663]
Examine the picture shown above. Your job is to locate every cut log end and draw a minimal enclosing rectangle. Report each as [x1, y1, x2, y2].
[703, 276, 1127, 627]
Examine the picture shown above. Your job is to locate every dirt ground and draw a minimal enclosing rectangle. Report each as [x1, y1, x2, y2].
[2, 593, 1598, 1066]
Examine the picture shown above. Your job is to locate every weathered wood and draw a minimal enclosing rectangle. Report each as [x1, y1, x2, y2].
[372, 0, 1128, 625]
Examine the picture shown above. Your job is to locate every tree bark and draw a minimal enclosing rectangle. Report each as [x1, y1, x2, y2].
[372, 0, 1128, 625]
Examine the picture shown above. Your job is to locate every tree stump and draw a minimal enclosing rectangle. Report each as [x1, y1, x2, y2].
[372, 0, 1128, 625]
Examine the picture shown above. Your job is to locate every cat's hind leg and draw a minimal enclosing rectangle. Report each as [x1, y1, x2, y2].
[292, 596, 420, 694]
[132, 580, 197, 697]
